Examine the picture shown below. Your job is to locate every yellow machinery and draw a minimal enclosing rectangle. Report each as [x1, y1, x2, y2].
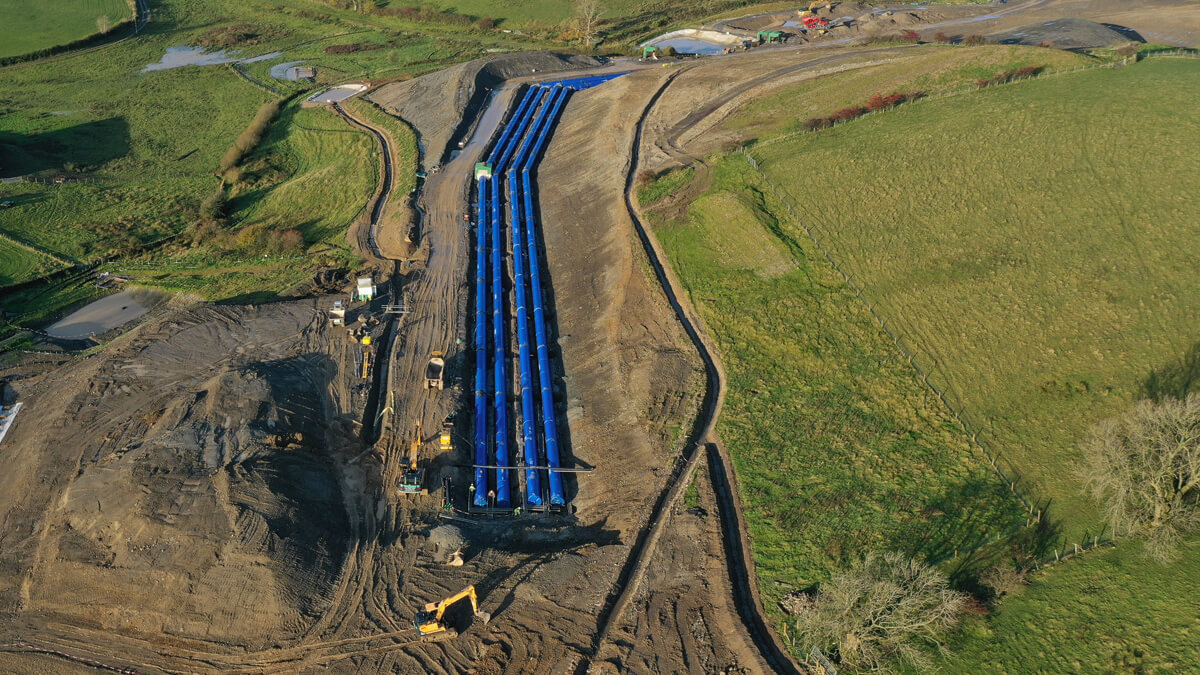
[414, 585, 490, 636]
[425, 351, 445, 390]
[361, 350, 373, 380]
[399, 421, 426, 495]
[439, 422, 453, 451]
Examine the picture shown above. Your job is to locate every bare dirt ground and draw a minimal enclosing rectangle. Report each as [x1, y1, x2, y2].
[3, 1, 1198, 672]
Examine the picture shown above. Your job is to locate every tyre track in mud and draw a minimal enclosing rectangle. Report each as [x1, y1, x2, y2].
[584, 64, 805, 672]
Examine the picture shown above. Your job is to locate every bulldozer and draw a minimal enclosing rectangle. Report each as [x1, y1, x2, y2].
[439, 422, 453, 451]
[399, 421, 427, 495]
[414, 585, 490, 636]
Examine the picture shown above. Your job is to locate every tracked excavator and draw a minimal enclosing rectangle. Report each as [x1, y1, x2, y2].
[414, 585, 490, 636]
[398, 421, 427, 495]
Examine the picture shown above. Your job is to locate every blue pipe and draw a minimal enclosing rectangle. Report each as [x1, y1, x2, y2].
[488, 87, 545, 509]
[507, 90, 560, 506]
[520, 86, 571, 505]
[473, 177, 489, 507]
[495, 88, 546, 173]
[469, 74, 626, 510]
[485, 86, 536, 166]
[490, 173, 512, 508]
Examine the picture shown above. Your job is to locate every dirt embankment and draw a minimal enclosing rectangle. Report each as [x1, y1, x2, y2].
[368, 52, 603, 166]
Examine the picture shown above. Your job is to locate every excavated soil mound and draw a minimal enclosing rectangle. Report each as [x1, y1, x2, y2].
[0, 301, 354, 649]
[988, 17, 1136, 48]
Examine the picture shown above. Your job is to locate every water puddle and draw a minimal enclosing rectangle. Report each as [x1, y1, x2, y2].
[46, 290, 163, 339]
[650, 37, 728, 55]
[144, 47, 288, 73]
[269, 60, 307, 81]
[242, 50, 283, 64]
[143, 46, 238, 72]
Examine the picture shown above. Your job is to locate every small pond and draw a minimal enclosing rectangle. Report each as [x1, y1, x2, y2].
[650, 37, 727, 55]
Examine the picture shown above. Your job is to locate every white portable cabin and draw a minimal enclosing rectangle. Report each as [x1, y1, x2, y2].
[356, 277, 376, 302]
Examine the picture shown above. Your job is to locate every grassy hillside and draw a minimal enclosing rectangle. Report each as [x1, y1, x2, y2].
[642, 155, 1027, 624]
[726, 44, 1090, 139]
[748, 57, 1200, 538]
[941, 538, 1200, 672]
[0, 237, 59, 286]
[0, 0, 132, 59]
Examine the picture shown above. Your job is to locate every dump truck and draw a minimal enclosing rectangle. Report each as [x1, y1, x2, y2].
[414, 585, 490, 636]
[425, 351, 445, 390]
[398, 421, 427, 495]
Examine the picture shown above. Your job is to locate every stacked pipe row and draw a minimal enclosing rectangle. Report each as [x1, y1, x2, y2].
[473, 73, 625, 509]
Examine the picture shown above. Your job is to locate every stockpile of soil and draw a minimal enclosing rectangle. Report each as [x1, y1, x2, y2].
[0, 301, 362, 649]
[988, 17, 1135, 48]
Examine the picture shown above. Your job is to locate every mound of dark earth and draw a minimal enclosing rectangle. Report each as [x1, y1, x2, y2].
[0, 302, 355, 648]
[989, 17, 1137, 48]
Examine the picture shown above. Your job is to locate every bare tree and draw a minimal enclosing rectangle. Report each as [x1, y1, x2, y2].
[792, 552, 967, 671]
[1081, 393, 1200, 561]
[96, 15, 113, 34]
[576, 0, 603, 49]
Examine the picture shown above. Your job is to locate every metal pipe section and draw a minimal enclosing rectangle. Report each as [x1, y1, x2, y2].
[521, 85, 571, 505]
[489, 173, 512, 507]
[473, 177, 489, 507]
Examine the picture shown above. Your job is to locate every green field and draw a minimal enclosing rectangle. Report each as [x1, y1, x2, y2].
[0, 0, 132, 59]
[726, 44, 1090, 140]
[0, 0, 734, 329]
[643, 154, 1027, 622]
[747, 58, 1200, 538]
[0, 236, 61, 286]
[940, 537, 1200, 672]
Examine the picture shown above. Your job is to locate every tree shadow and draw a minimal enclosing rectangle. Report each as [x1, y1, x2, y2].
[1141, 339, 1200, 402]
[0, 117, 130, 178]
[893, 475, 1021, 564]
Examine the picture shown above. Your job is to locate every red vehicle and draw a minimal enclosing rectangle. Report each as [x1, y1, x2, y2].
[801, 15, 830, 30]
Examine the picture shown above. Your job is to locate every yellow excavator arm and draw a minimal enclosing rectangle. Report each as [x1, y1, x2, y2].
[415, 585, 486, 635]
[409, 421, 422, 471]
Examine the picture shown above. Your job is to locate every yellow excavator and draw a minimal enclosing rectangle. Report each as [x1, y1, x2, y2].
[414, 585, 490, 636]
[398, 421, 427, 495]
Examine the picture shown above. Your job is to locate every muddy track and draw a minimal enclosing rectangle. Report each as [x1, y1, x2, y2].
[586, 65, 807, 672]
[333, 102, 393, 261]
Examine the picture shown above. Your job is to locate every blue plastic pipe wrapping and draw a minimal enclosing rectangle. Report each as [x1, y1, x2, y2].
[489, 173, 512, 507]
[489, 86, 545, 509]
[508, 89, 559, 506]
[473, 177, 489, 507]
[521, 85, 571, 505]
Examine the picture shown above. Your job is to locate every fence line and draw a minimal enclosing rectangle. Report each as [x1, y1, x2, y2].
[0, 230, 74, 267]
